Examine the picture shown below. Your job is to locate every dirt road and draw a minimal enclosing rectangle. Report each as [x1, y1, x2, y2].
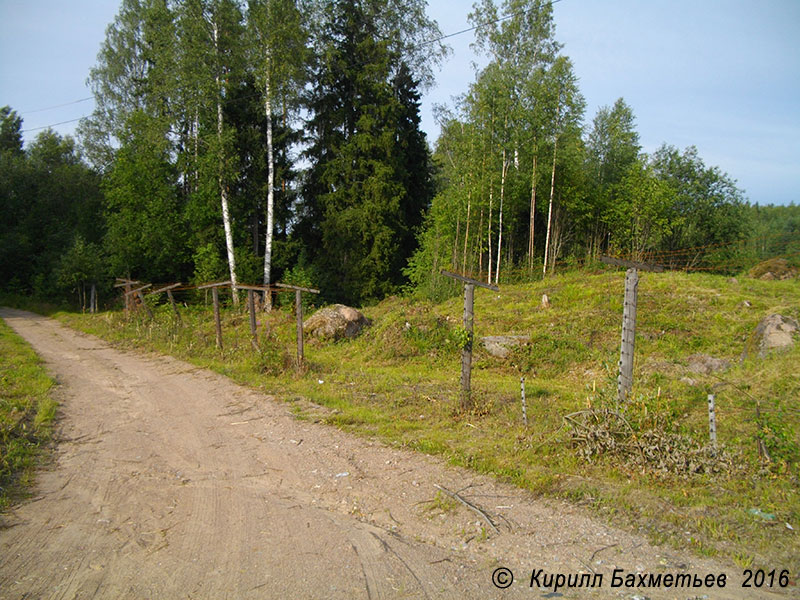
[0, 308, 784, 599]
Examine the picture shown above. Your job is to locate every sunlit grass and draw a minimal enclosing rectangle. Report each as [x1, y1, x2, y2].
[0, 319, 57, 509]
[47, 269, 800, 571]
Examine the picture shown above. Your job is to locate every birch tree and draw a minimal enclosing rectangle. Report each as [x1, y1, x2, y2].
[585, 98, 640, 258]
[248, 0, 307, 307]
[471, 0, 560, 281]
[541, 56, 583, 276]
[209, 1, 247, 303]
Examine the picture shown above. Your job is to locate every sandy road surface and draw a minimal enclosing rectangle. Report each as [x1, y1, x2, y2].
[0, 308, 786, 599]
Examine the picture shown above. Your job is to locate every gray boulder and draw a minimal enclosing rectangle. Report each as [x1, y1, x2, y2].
[686, 353, 730, 375]
[743, 314, 799, 359]
[303, 304, 371, 340]
[480, 335, 530, 358]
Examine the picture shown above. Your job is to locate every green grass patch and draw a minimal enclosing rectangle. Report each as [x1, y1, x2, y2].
[29, 269, 800, 571]
[0, 318, 57, 509]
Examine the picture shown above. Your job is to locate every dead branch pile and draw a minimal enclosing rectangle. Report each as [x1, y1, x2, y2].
[565, 409, 741, 478]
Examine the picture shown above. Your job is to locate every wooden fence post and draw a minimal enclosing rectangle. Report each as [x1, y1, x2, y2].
[197, 281, 231, 350]
[273, 283, 320, 367]
[617, 268, 639, 407]
[146, 283, 183, 326]
[137, 290, 153, 320]
[460, 282, 475, 409]
[115, 278, 141, 316]
[212, 287, 222, 349]
[248, 290, 258, 349]
[440, 270, 499, 411]
[233, 284, 269, 350]
[166, 289, 182, 326]
[122, 283, 152, 320]
[599, 257, 664, 409]
[295, 289, 304, 365]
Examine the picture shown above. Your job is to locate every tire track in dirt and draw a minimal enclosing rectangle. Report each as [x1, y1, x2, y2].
[0, 308, 787, 599]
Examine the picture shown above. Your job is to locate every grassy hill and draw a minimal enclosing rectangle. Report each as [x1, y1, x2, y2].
[51, 269, 800, 570]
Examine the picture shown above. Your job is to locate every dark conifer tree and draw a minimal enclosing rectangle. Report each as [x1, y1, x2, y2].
[299, 0, 432, 304]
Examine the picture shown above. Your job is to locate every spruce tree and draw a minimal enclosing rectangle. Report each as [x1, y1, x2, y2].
[300, 0, 432, 304]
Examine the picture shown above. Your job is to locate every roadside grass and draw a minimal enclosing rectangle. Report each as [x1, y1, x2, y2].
[47, 270, 800, 571]
[0, 318, 57, 510]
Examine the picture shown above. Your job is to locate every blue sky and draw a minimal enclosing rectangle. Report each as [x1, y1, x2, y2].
[1, 0, 798, 205]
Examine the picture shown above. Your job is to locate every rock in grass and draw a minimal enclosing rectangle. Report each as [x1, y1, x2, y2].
[742, 314, 799, 359]
[480, 335, 530, 358]
[303, 304, 371, 341]
[748, 257, 798, 280]
[686, 353, 730, 375]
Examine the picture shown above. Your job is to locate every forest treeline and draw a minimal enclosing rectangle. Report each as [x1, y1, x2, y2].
[1, 0, 798, 309]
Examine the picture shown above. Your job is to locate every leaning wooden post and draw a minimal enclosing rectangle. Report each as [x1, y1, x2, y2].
[137, 290, 154, 320]
[248, 289, 258, 349]
[166, 289, 182, 325]
[441, 271, 499, 411]
[295, 289, 304, 364]
[212, 287, 223, 349]
[148, 283, 183, 326]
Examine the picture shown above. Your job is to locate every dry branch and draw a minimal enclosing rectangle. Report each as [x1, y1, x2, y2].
[433, 484, 500, 535]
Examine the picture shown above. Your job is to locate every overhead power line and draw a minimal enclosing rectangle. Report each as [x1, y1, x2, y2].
[17, 1, 566, 134]
[418, 0, 563, 47]
[21, 117, 85, 133]
[22, 96, 94, 114]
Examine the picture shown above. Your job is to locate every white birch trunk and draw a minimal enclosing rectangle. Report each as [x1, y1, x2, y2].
[214, 20, 238, 305]
[495, 152, 508, 285]
[193, 110, 199, 192]
[453, 206, 461, 270]
[477, 208, 484, 278]
[461, 188, 471, 274]
[543, 136, 558, 278]
[487, 187, 493, 285]
[262, 66, 275, 310]
[528, 150, 537, 271]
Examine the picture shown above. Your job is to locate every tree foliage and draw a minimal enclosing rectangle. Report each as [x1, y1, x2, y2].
[2, 2, 785, 309]
[296, 0, 434, 304]
[0, 124, 103, 302]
